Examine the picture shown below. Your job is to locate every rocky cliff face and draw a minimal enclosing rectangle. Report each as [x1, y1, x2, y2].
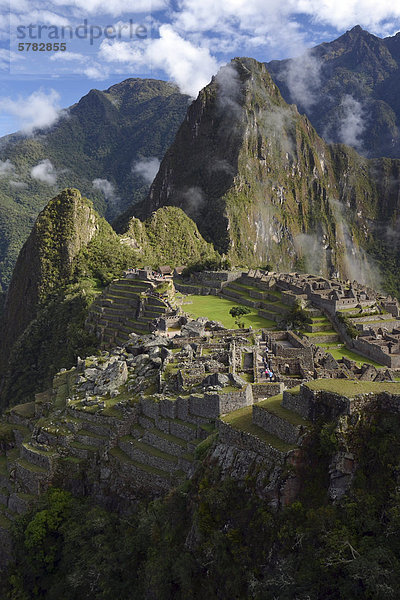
[137, 57, 400, 291]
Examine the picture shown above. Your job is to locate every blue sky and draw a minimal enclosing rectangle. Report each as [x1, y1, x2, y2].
[0, 0, 400, 137]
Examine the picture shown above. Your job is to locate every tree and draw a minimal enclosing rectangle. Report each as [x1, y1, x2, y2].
[281, 301, 309, 331]
[229, 306, 251, 328]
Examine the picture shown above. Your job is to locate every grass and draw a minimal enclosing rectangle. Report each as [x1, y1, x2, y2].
[109, 447, 171, 478]
[256, 394, 310, 427]
[149, 429, 188, 448]
[22, 442, 54, 456]
[184, 295, 276, 329]
[240, 372, 254, 383]
[306, 379, 400, 396]
[11, 402, 36, 419]
[318, 344, 385, 367]
[16, 458, 48, 474]
[219, 385, 244, 394]
[168, 417, 197, 431]
[222, 405, 296, 452]
[306, 331, 338, 338]
[123, 437, 179, 463]
[0, 455, 7, 476]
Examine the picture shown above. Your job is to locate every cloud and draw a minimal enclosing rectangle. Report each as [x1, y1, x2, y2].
[99, 24, 219, 97]
[83, 64, 111, 79]
[132, 157, 160, 184]
[179, 186, 206, 218]
[293, 0, 400, 32]
[0, 48, 25, 71]
[9, 180, 27, 189]
[92, 178, 119, 206]
[338, 95, 366, 151]
[215, 63, 242, 116]
[174, 0, 400, 40]
[283, 50, 322, 111]
[0, 89, 61, 134]
[31, 159, 57, 185]
[50, 0, 164, 16]
[50, 51, 87, 62]
[0, 159, 15, 177]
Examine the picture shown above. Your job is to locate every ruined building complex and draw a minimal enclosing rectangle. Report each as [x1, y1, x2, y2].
[0, 268, 400, 563]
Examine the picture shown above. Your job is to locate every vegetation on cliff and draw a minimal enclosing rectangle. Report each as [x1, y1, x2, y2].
[0, 191, 222, 409]
[4, 406, 400, 599]
[0, 79, 189, 291]
[124, 206, 218, 267]
[135, 58, 400, 293]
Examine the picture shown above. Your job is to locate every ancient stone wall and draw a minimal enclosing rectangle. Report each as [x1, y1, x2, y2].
[217, 421, 286, 463]
[251, 382, 284, 399]
[353, 338, 400, 368]
[282, 389, 310, 419]
[252, 406, 304, 445]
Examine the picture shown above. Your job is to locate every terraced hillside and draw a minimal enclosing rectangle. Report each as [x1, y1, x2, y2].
[85, 278, 172, 347]
[220, 276, 291, 323]
[220, 274, 340, 342]
[0, 350, 218, 543]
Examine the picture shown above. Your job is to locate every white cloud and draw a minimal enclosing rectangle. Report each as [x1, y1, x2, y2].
[50, 51, 87, 62]
[132, 157, 160, 184]
[84, 64, 110, 79]
[0, 159, 15, 177]
[338, 94, 365, 151]
[0, 48, 25, 71]
[45, 0, 162, 16]
[99, 24, 219, 97]
[9, 180, 27, 189]
[147, 25, 219, 96]
[92, 178, 119, 206]
[31, 159, 57, 185]
[174, 0, 400, 39]
[0, 89, 61, 134]
[295, 0, 400, 31]
[284, 50, 322, 110]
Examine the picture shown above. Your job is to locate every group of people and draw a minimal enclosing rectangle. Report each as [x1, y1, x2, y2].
[262, 346, 276, 381]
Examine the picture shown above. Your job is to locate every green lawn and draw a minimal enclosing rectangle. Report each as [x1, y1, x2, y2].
[184, 295, 276, 329]
[306, 379, 400, 396]
[222, 405, 295, 451]
[256, 394, 310, 427]
[318, 344, 384, 368]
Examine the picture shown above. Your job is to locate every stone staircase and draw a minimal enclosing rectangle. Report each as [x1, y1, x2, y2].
[302, 311, 341, 344]
[85, 279, 170, 347]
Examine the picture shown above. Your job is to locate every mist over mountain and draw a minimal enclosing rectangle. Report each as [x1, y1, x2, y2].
[137, 56, 400, 294]
[0, 79, 189, 291]
[267, 25, 400, 159]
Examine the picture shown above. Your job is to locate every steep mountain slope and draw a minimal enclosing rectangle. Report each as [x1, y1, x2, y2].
[136, 57, 400, 291]
[267, 25, 400, 158]
[0, 79, 189, 290]
[0, 188, 217, 408]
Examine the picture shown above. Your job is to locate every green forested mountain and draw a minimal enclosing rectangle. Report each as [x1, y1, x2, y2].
[267, 25, 400, 159]
[0, 188, 217, 407]
[136, 57, 400, 294]
[0, 79, 189, 290]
